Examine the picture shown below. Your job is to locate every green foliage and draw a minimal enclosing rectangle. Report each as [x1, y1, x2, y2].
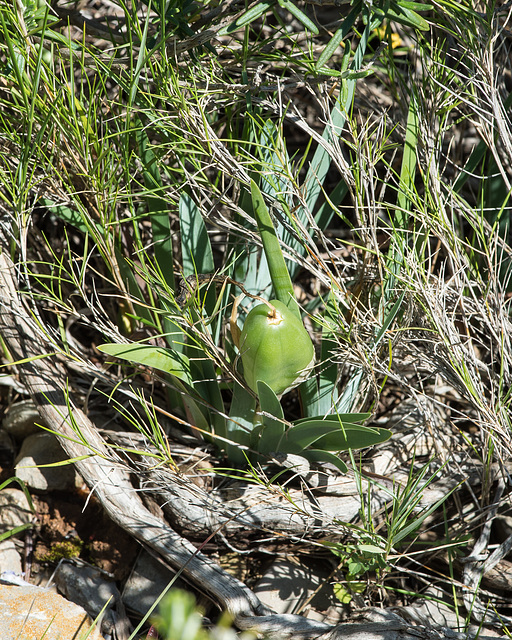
[330, 538, 387, 577]
[152, 589, 250, 640]
[152, 590, 208, 640]
[96, 335, 390, 470]
[97, 344, 193, 385]
[96, 153, 395, 469]
[2, 0, 511, 626]
[36, 539, 83, 563]
[270, 410, 391, 474]
[250, 180, 299, 316]
[324, 461, 464, 603]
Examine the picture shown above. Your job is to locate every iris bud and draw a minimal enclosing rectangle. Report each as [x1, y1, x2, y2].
[240, 300, 315, 396]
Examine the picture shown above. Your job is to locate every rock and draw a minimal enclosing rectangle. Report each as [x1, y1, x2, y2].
[55, 562, 120, 616]
[0, 541, 23, 575]
[0, 582, 105, 639]
[123, 549, 185, 617]
[15, 432, 81, 491]
[54, 561, 130, 635]
[2, 400, 42, 440]
[0, 429, 15, 467]
[0, 488, 33, 535]
[253, 557, 335, 618]
[494, 514, 512, 546]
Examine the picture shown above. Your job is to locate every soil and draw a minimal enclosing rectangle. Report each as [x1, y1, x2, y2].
[31, 489, 139, 583]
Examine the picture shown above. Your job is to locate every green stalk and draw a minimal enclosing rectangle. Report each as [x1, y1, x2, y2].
[250, 179, 299, 317]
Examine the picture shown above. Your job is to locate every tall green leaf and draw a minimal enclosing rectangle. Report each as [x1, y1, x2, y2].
[97, 343, 193, 385]
[179, 193, 214, 277]
[250, 179, 299, 317]
[304, 18, 370, 223]
[257, 380, 286, 453]
[137, 124, 174, 290]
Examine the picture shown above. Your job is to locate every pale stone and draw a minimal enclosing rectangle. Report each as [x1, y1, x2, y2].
[2, 400, 42, 440]
[0, 540, 23, 575]
[15, 432, 81, 491]
[253, 558, 333, 618]
[0, 488, 33, 535]
[0, 583, 105, 640]
[55, 562, 120, 618]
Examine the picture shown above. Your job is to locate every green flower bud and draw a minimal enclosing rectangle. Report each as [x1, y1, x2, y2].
[240, 300, 315, 396]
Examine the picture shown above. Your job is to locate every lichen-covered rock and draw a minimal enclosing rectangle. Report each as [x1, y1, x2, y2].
[0, 583, 105, 640]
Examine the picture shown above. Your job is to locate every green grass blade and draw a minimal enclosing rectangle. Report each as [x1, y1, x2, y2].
[0, 11, 29, 112]
[391, 483, 459, 546]
[372, 292, 406, 352]
[336, 369, 365, 414]
[315, 4, 360, 71]
[373, 4, 430, 31]
[285, 421, 345, 451]
[396, 97, 419, 223]
[382, 96, 419, 317]
[316, 293, 341, 415]
[257, 118, 311, 279]
[137, 124, 174, 290]
[226, 382, 256, 464]
[285, 419, 390, 452]
[135, 124, 184, 364]
[128, 2, 151, 108]
[218, 0, 274, 35]
[230, 185, 273, 303]
[305, 20, 370, 220]
[114, 247, 154, 324]
[314, 179, 350, 231]
[299, 375, 320, 418]
[189, 358, 226, 437]
[294, 413, 371, 425]
[453, 88, 512, 193]
[277, 0, 318, 34]
[315, 425, 392, 451]
[178, 194, 225, 436]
